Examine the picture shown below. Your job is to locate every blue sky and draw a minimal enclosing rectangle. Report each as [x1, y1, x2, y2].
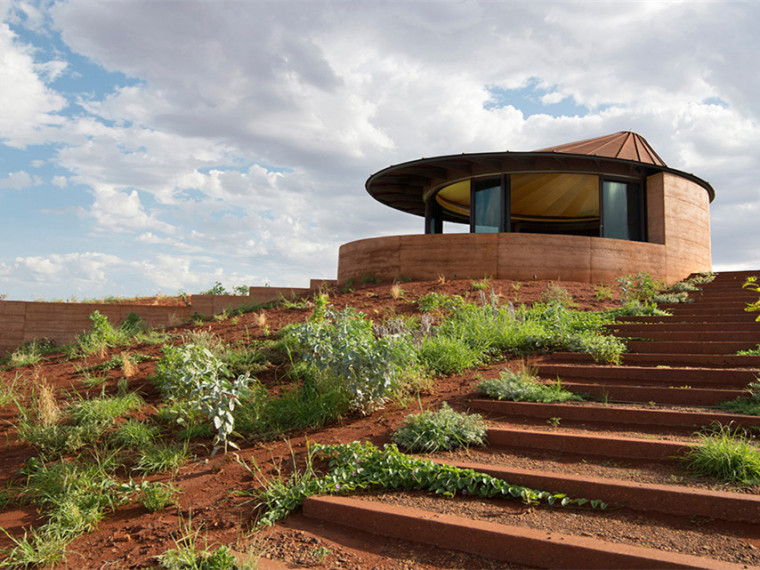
[1, 0, 759, 300]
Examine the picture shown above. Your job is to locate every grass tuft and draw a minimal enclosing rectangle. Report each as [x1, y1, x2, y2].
[391, 402, 487, 452]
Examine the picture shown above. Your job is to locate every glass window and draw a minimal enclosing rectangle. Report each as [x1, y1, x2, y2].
[602, 180, 643, 241]
[472, 178, 502, 233]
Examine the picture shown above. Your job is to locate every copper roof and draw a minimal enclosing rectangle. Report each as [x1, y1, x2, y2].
[536, 131, 667, 167]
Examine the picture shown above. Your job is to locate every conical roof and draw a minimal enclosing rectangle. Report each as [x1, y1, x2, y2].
[536, 131, 666, 167]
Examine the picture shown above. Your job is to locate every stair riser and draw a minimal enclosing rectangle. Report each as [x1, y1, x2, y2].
[612, 331, 760, 341]
[545, 352, 760, 368]
[303, 496, 736, 570]
[562, 383, 744, 406]
[607, 323, 760, 332]
[487, 428, 690, 461]
[471, 399, 759, 431]
[537, 365, 755, 386]
[626, 341, 758, 354]
[446, 461, 760, 524]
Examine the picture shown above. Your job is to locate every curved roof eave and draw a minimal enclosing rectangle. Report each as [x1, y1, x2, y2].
[366, 150, 715, 218]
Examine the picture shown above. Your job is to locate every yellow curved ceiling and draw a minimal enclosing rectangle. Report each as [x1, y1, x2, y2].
[435, 173, 600, 222]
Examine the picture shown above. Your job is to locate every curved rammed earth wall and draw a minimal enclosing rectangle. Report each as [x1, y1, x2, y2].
[338, 233, 669, 284]
[646, 173, 712, 283]
[339, 172, 711, 285]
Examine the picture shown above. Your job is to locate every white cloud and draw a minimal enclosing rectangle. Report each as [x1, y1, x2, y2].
[0, 170, 40, 189]
[1, 1, 760, 300]
[0, 6, 66, 147]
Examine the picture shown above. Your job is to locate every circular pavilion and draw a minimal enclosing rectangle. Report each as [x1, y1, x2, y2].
[338, 131, 714, 284]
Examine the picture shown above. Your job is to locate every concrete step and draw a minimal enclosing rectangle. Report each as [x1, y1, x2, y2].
[303, 495, 740, 569]
[486, 426, 692, 461]
[545, 351, 760, 369]
[445, 460, 760, 524]
[626, 340, 759, 354]
[536, 364, 755, 387]
[470, 399, 760, 431]
[561, 381, 744, 406]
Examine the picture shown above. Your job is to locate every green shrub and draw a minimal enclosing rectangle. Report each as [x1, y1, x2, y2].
[652, 291, 691, 304]
[540, 284, 574, 306]
[417, 292, 465, 313]
[391, 402, 487, 452]
[154, 343, 253, 453]
[289, 307, 418, 411]
[682, 425, 760, 485]
[77, 311, 146, 355]
[737, 345, 760, 356]
[616, 273, 663, 304]
[477, 368, 582, 403]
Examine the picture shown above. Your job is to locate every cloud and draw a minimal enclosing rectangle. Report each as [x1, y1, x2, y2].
[0, 170, 39, 189]
[1, 1, 760, 300]
[0, 6, 67, 147]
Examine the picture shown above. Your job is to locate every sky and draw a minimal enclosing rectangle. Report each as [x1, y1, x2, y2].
[1, 0, 759, 301]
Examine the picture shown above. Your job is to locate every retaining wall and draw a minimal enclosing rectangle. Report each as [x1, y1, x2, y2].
[0, 286, 313, 356]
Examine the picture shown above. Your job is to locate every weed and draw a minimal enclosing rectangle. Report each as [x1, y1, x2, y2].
[111, 420, 160, 448]
[390, 282, 405, 300]
[743, 276, 760, 321]
[69, 392, 144, 426]
[477, 368, 582, 403]
[653, 291, 691, 304]
[594, 284, 614, 301]
[616, 273, 663, 305]
[0, 527, 69, 568]
[547, 417, 562, 428]
[683, 424, 760, 484]
[391, 402, 487, 452]
[136, 443, 188, 474]
[540, 283, 574, 307]
[470, 276, 492, 291]
[140, 482, 179, 512]
[361, 273, 380, 285]
[737, 345, 760, 356]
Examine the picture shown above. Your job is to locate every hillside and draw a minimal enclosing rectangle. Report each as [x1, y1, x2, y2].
[1, 275, 759, 569]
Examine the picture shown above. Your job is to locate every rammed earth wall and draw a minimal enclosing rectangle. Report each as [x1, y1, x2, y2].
[0, 285, 317, 356]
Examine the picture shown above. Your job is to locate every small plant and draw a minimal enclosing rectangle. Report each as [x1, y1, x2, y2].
[391, 402, 487, 452]
[136, 443, 188, 474]
[140, 482, 179, 512]
[390, 282, 405, 300]
[594, 283, 614, 301]
[616, 272, 663, 305]
[157, 517, 241, 570]
[652, 291, 691, 304]
[111, 420, 160, 448]
[470, 276, 492, 291]
[743, 276, 760, 321]
[737, 344, 760, 356]
[477, 368, 582, 403]
[69, 392, 144, 426]
[682, 424, 760, 485]
[540, 283, 574, 306]
[155, 343, 253, 454]
[547, 417, 562, 428]
[361, 273, 380, 285]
